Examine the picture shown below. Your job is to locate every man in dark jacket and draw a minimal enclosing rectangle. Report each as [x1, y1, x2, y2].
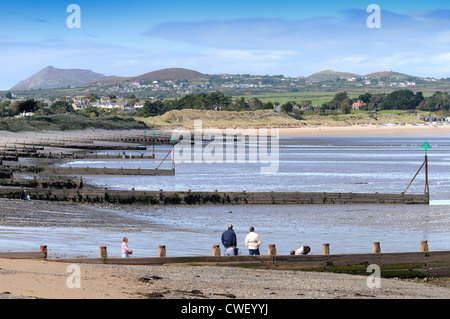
[221, 224, 237, 253]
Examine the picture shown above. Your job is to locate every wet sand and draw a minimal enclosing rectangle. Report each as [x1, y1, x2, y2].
[1, 257, 449, 300]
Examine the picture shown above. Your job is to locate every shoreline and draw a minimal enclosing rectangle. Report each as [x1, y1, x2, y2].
[167, 123, 450, 138]
[0, 123, 449, 142]
[277, 124, 450, 137]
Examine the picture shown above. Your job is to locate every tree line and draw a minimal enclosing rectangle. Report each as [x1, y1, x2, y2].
[2, 89, 449, 119]
[135, 91, 276, 117]
[321, 90, 450, 114]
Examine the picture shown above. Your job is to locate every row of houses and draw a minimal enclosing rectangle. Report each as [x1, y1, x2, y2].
[419, 116, 450, 122]
[72, 100, 144, 112]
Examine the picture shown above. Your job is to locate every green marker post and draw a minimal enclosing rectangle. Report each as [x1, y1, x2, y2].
[403, 141, 432, 196]
[420, 141, 431, 194]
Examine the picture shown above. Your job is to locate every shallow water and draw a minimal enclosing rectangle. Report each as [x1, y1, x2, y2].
[1, 203, 448, 258]
[3, 133, 449, 258]
[68, 134, 450, 200]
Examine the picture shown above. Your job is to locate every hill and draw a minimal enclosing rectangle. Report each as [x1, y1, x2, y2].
[134, 68, 208, 82]
[306, 70, 362, 82]
[365, 71, 414, 79]
[11, 66, 106, 90]
[91, 68, 209, 85]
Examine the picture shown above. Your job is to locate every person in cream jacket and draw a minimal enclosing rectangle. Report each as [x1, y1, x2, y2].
[245, 227, 261, 255]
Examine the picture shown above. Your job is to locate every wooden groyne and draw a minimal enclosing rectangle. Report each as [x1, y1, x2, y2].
[2, 150, 155, 160]
[0, 188, 429, 205]
[0, 177, 82, 189]
[40, 166, 175, 176]
[0, 164, 174, 177]
[3, 244, 449, 277]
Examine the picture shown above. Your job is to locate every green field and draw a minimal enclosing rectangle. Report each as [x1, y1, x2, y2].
[232, 92, 361, 105]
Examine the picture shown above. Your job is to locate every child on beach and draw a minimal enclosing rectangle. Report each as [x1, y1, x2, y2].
[121, 237, 133, 258]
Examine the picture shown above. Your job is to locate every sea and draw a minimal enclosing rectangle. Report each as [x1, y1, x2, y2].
[2, 131, 450, 258]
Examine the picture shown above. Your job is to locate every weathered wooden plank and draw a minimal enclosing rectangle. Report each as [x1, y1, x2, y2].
[0, 252, 46, 259]
[48, 251, 450, 268]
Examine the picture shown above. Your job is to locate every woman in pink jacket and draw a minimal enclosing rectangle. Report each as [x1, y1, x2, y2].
[121, 237, 133, 258]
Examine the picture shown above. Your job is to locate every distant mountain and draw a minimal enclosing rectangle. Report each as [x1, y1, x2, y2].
[11, 66, 106, 90]
[135, 68, 209, 82]
[11, 66, 427, 93]
[90, 68, 209, 85]
[306, 70, 362, 82]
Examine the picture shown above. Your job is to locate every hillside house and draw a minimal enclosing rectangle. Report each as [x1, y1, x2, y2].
[352, 100, 366, 110]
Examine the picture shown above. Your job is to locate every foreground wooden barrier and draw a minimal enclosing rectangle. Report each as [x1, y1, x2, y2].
[0, 245, 47, 259]
[1, 243, 449, 277]
[49, 250, 450, 277]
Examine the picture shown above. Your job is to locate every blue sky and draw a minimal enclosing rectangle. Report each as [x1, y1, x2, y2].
[1, 1, 450, 90]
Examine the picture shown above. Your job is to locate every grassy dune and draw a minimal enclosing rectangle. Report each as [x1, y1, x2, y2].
[139, 109, 436, 129]
[0, 115, 147, 132]
[139, 109, 301, 128]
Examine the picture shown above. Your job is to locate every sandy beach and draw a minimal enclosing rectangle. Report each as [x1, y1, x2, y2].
[277, 124, 450, 137]
[1, 258, 449, 300]
[0, 124, 449, 144]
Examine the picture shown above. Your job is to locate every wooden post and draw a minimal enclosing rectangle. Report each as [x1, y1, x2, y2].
[158, 245, 166, 257]
[322, 243, 330, 255]
[373, 242, 381, 254]
[99, 246, 107, 258]
[40, 245, 47, 259]
[212, 245, 221, 256]
[420, 240, 429, 252]
[268, 244, 276, 256]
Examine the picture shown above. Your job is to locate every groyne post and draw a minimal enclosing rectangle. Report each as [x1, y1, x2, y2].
[268, 244, 276, 256]
[99, 246, 107, 259]
[40, 245, 47, 259]
[421, 240, 429, 252]
[158, 245, 166, 257]
[373, 242, 381, 254]
[322, 243, 330, 255]
[212, 245, 221, 256]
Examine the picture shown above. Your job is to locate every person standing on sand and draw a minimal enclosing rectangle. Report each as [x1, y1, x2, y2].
[245, 227, 261, 255]
[121, 237, 133, 258]
[20, 187, 26, 200]
[221, 224, 237, 255]
[20, 188, 30, 201]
